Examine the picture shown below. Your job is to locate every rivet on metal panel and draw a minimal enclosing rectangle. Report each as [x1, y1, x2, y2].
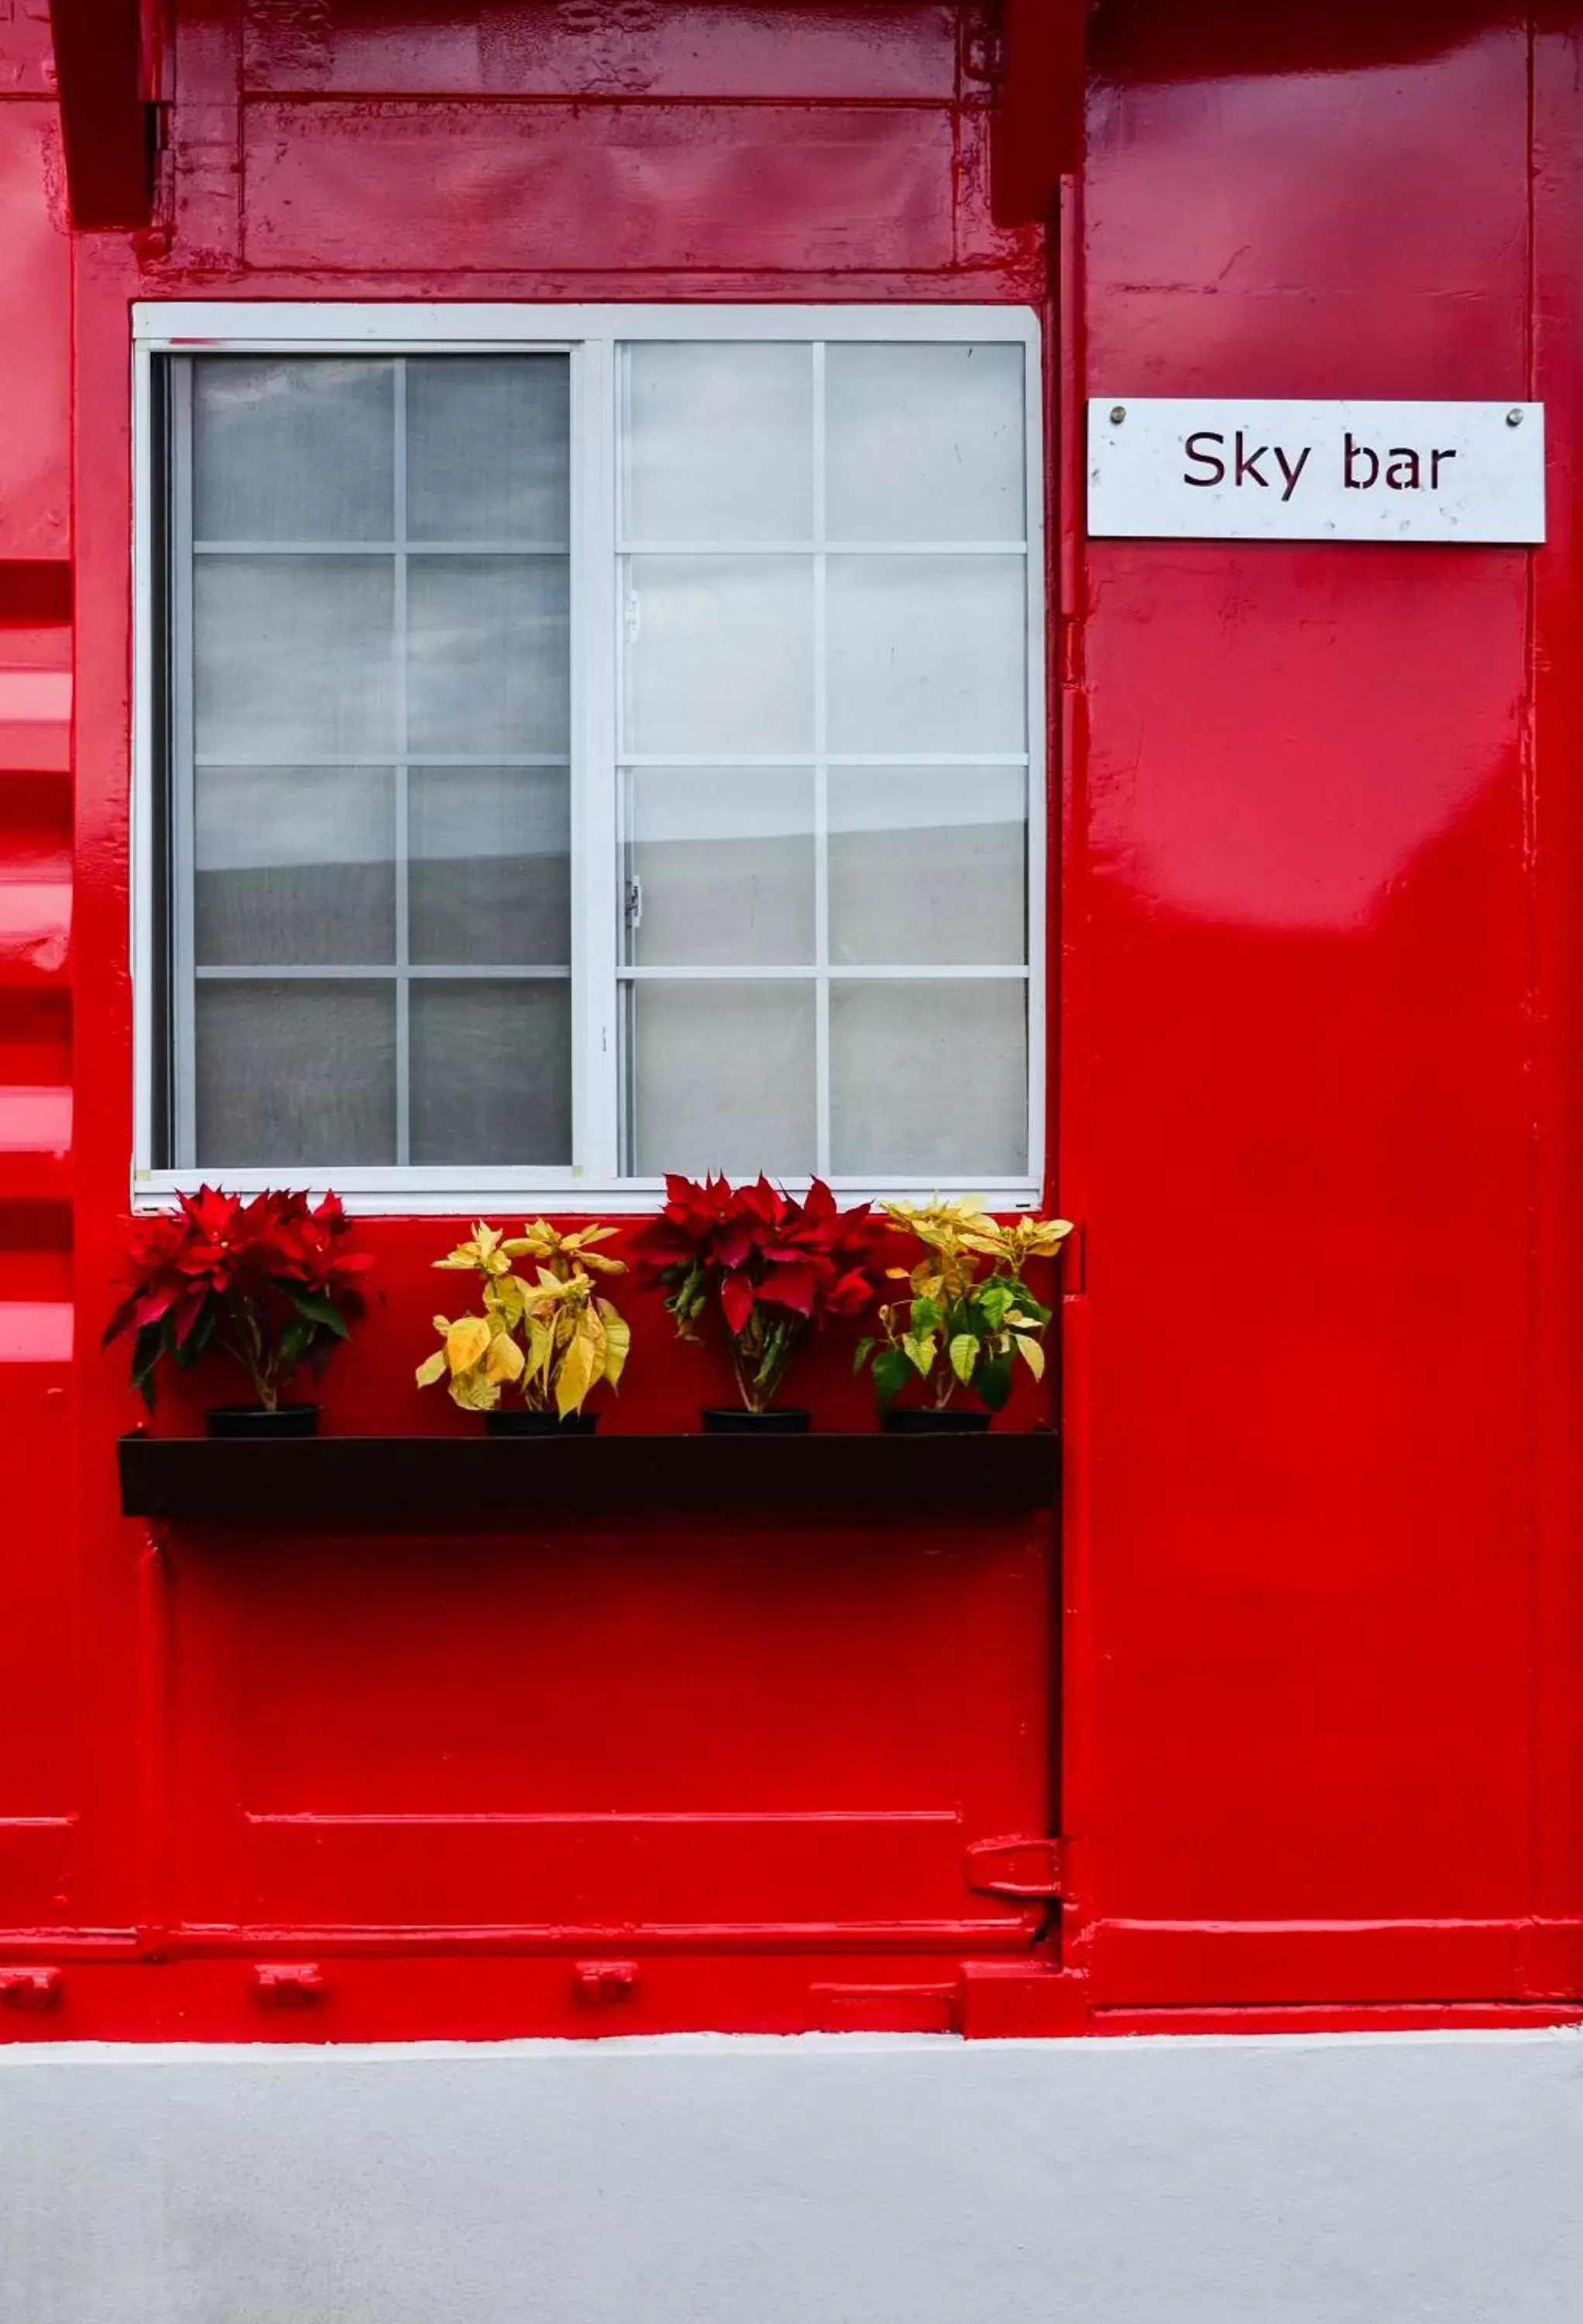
[252, 1962, 328, 2008]
[0, 1966, 60, 2009]
[573, 1960, 639, 2005]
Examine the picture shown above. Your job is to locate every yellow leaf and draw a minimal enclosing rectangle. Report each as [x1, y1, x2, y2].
[527, 1315, 555, 1387]
[445, 1317, 492, 1376]
[450, 1367, 499, 1412]
[556, 1317, 598, 1417]
[414, 1349, 447, 1390]
[489, 1274, 527, 1329]
[902, 1331, 936, 1377]
[598, 1302, 630, 1390]
[486, 1332, 525, 1384]
[1013, 1333, 1046, 1381]
[949, 1332, 978, 1387]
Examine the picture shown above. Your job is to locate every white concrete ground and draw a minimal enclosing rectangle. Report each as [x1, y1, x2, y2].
[2, 2030, 1581, 2323]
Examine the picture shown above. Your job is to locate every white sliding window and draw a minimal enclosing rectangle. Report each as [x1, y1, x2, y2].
[134, 305, 1045, 1213]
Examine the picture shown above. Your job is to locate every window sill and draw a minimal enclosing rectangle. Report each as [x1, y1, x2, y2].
[130, 1175, 1046, 1218]
[117, 1428, 1059, 1525]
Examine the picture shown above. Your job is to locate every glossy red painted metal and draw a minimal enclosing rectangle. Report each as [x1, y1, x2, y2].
[2, 0, 1581, 2040]
[1059, 0, 1583, 2011]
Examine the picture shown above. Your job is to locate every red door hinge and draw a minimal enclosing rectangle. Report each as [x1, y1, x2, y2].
[965, 1834, 1065, 1901]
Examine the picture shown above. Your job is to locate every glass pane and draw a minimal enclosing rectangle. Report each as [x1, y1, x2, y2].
[629, 982, 816, 1177]
[406, 356, 570, 545]
[626, 770, 815, 967]
[828, 768, 1025, 965]
[409, 768, 570, 967]
[194, 982, 396, 1166]
[194, 767, 395, 967]
[627, 556, 813, 756]
[407, 555, 569, 756]
[194, 555, 396, 761]
[826, 555, 1025, 756]
[826, 344, 1025, 544]
[192, 358, 395, 544]
[409, 982, 571, 1165]
[625, 343, 812, 543]
[829, 981, 1026, 1177]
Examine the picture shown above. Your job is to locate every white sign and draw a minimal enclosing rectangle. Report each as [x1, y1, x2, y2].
[1087, 399, 1545, 543]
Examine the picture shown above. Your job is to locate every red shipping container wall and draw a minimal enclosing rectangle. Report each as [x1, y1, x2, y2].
[0, 0, 1580, 2038]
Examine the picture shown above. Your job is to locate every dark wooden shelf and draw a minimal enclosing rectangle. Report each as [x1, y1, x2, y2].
[117, 1428, 1059, 1525]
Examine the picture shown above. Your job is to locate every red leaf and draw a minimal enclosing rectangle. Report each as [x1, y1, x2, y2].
[761, 1260, 818, 1317]
[720, 1271, 757, 1336]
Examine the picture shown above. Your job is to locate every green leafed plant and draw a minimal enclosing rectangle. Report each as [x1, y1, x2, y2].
[855, 1200, 1073, 1416]
[415, 1220, 630, 1420]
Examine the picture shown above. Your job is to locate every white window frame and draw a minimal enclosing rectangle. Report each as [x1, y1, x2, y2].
[131, 302, 1047, 1215]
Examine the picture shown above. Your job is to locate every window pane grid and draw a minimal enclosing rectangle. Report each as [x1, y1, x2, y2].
[812, 340, 831, 1177]
[615, 338, 1031, 1181]
[195, 964, 573, 980]
[191, 541, 572, 555]
[612, 541, 1028, 555]
[194, 754, 572, 768]
[175, 352, 573, 1169]
[616, 753, 1031, 768]
[392, 356, 411, 1164]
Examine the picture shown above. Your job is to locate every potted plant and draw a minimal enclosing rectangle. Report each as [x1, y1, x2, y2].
[416, 1219, 630, 1435]
[631, 1174, 888, 1432]
[857, 1201, 1073, 1432]
[104, 1185, 369, 1437]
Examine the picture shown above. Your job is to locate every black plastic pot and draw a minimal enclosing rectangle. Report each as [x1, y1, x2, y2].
[484, 1408, 599, 1438]
[205, 1403, 321, 1439]
[881, 1406, 993, 1435]
[701, 1407, 812, 1435]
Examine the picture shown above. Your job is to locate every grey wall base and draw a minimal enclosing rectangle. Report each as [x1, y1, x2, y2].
[4, 2030, 1581, 2324]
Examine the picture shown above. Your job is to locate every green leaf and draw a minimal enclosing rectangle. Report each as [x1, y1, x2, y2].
[978, 1280, 1012, 1329]
[276, 1316, 316, 1376]
[901, 1330, 936, 1377]
[286, 1287, 350, 1339]
[131, 1322, 163, 1411]
[852, 1336, 876, 1377]
[910, 1295, 943, 1334]
[949, 1332, 980, 1387]
[871, 1345, 912, 1411]
[977, 1352, 1015, 1411]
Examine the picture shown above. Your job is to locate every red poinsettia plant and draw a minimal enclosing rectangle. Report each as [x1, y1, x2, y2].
[631, 1173, 888, 1414]
[104, 1186, 369, 1412]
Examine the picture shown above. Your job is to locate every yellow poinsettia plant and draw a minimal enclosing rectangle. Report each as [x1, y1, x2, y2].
[415, 1220, 631, 1418]
[855, 1199, 1073, 1415]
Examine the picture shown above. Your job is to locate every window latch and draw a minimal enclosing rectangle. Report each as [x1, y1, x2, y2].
[623, 593, 641, 645]
[623, 876, 643, 931]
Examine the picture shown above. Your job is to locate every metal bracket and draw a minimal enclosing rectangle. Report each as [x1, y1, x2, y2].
[0, 1965, 60, 2010]
[965, 1834, 1065, 1900]
[252, 1962, 328, 2008]
[573, 1959, 638, 2006]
